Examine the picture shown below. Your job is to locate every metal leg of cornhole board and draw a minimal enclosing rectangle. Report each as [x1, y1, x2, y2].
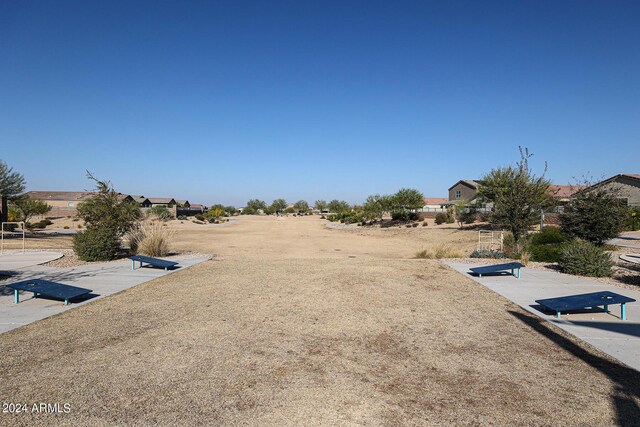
[621, 303, 627, 321]
[555, 311, 561, 319]
[14, 289, 19, 304]
[64, 298, 69, 305]
[131, 259, 135, 270]
[603, 304, 609, 313]
[517, 268, 521, 279]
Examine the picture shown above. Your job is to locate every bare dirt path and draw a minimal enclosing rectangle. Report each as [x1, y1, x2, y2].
[0, 216, 638, 426]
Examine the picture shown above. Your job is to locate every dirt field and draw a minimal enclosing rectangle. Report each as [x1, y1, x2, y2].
[0, 216, 638, 426]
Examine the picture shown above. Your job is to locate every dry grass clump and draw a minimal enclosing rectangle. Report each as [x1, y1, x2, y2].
[415, 243, 462, 259]
[128, 220, 174, 257]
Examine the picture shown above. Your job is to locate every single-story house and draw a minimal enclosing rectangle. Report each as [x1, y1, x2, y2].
[25, 191, 97, 218]
[546, 185, 585, 204]
[147, 198, 176, 208]
[577, 174, 640, 206]
[421, 197, 449, 212]
[176, 200, 191, 208]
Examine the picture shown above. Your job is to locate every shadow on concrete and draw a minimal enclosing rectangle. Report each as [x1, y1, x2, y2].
[509, 310, 640, 425]
[28, 292, 100, 305]
[468, 271, 513, 278]
[529, 303, 617, 318]
[547, 319, 640, 339]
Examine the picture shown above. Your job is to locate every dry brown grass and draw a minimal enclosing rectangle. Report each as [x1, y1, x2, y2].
[415, 243, 463, 259]
[0, 216, 638, 426]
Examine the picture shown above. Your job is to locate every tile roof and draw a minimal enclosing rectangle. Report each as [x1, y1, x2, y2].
[423, 197, 449, 205]
[547, 185, 585, 199]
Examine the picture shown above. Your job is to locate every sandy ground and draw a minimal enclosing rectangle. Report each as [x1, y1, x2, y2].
[0, 216, 638, 426]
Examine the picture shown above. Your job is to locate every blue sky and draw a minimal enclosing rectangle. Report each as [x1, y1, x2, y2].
[1, 1, 639, 206]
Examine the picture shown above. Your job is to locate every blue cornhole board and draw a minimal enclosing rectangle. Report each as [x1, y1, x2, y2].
[7, 279, 92, 305]
[129, 255, 178, 271]
[469, 262, 525, 279]
[536, 291, 635, 320]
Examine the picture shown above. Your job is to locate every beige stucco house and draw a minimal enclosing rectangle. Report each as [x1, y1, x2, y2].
[579, 174, 640, 206]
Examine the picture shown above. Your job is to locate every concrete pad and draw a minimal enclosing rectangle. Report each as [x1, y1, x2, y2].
[0, 251, 63, 271]
[446, 262, 640, 371]
[0, 256, 211, 334]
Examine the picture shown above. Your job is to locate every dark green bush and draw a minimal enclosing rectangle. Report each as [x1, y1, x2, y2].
[391, 211, 419, 221]
[435, 213, 447, 225]
[531, 227, 567, 245]
[73, 227, 121, 261]
[558, 240, 613, 277]
[195, 214, 205, 221]
[529, 244, 562, 262]
[528, 227, 567, 262]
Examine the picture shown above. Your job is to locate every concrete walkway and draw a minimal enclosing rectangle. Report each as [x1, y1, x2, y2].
[446, 262, 640, 371]
[0, 251, 64, 271]
[0, 256, 210, 334]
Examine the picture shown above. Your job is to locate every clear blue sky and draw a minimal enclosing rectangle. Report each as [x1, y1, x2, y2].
[1, 1, 639, 206]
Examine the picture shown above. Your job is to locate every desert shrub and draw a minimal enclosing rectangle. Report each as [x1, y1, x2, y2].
[63, 226, 70, 229]
[435, 213, 447, 225]
[527, 226, 567, 262]
[503, 233, 533, 259]
[422, 221, 428, 227]
[3, 223, 18, 232]
[148, 205, 172, 221]
[415, 244, 462, 259]
[560, 188, 628, 245]
[195, 214, 205, 221]
[128, 220, 173, 257]
[177, 215, 188, 220]
[558, 240, 613, 277]
[73, 227, 121, 261]
[529, 244, 562, 262]
[29, 219, 53, 229]
[470, 249, 506, 259]
[531, 226, 567, 245]
[391, 211, 419, 221]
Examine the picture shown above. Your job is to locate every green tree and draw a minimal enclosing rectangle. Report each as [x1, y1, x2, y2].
[243, 199, 267, 215]
[73, 172, 141, 261]
[362, 194, 386, 221]
[452, 201, 468, 228]
[9, 196, 52, 224]
[293, 200, 309, 213]
[224, 206, 237, 216]
[327, 199, 351, 214]
[0, 160, 26, 222]
[270, 199, 287, 214]
[314, 200, 327, 212]
[392, 188, 425, 212]
[560, 187, 628, 245]
[478, 147, 553, 253]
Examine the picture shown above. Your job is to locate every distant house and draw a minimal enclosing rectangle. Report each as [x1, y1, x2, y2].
[189, 203, 206, 212]
[25, 191, 95, 217]
[126, 195, 151, 207]
[578, 174, 640, 207]
[546, 185, 585, 204]
[421, 197, 449, 212]
[176, 200, 191, 208]
[448, 180, 482, 203]
[147, 198, 176, 207]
